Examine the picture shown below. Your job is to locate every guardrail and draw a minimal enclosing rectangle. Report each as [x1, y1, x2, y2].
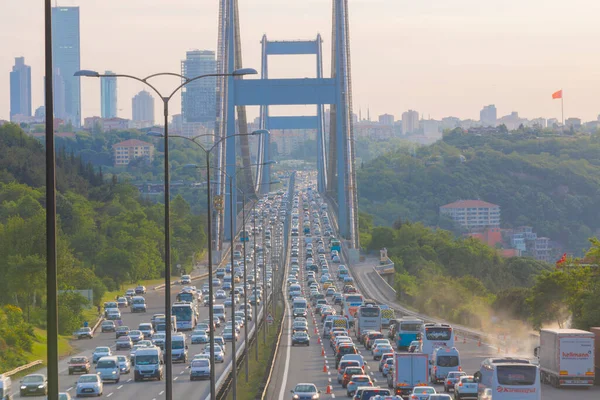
[3, 360, 43, 377]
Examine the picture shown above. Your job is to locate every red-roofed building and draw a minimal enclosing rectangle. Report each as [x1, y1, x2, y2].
[112, 139, 154, 166]
[440, 200, 500, 230]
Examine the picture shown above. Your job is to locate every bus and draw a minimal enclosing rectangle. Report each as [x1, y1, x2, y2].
[421, 323, 454, 356]
[394, 317, 424, 351]
[330, 238, 341, 253]
[354, 303, 382, 338]
[474, 358, 541, 400]
[171, 302, 197, 331]
[175, 291, 199, 317]
[342, 294, 364, 326]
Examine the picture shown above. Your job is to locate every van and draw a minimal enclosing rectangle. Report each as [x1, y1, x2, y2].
[171, 333, 188, 363]
[216, 268, 225, 279]
[213, 304, 226, 321]
[0, 374, 12, 400]
[430, 346, 460, 383]
[95, 356, 121, 383]
[134, 347, 164, 382]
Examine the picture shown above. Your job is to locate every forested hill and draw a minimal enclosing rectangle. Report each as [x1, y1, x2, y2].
[357, 130, 600, 254]
[0, 123, 104, 194]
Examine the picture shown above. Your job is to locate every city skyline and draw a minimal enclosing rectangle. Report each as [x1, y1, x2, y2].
[100, 71, 117, 119]
[9, 57, 31, 119]
[2, 1, 600, 124]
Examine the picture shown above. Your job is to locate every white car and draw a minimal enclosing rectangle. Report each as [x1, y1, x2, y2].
[453, 376, 478, 399]
[409, 386, 436, 400]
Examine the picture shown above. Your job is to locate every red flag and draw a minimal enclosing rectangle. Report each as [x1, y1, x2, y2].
[552, 90, 562, 99]
[556, 253, 567, 266]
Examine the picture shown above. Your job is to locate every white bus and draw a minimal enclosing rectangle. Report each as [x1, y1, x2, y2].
[421, 323, 454, 356]
[474, 357, 541, 400]
[354, 303, 382, 338]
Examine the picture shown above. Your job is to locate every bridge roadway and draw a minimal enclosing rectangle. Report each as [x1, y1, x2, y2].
[267, 181, 600, 400]
[12, 219, 276, 399]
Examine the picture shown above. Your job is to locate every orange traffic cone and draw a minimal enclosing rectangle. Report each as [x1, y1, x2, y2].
[318, 337, 321, 344]
[326, 385, 332, 394]
[321, 347, 325, 356]
[314, 327, 318, 334]
[323, 363, 328, 373]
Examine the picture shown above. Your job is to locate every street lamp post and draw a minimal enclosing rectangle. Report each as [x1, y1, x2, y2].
[75, 67, 256, 400]
[253, 207, 259, 361]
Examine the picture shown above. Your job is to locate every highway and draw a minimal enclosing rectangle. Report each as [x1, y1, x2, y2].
[11, 184, 289, 399]
[267, 176, 600, 400]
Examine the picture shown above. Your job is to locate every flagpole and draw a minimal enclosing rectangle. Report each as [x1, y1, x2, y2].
[561, 95, 564, 127]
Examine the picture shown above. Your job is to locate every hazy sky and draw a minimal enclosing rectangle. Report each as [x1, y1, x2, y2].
[3, 0, 600, 123]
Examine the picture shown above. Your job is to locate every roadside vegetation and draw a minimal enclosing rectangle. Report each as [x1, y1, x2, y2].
[0, 124, 207, 372]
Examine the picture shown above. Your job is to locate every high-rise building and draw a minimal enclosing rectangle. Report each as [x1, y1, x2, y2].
[132, 90, 154, 125]
[51, 6, 81, 127]
[10, 57, 32, 120]
[101, 71, 117, 119]
[181, 50, 216, 123]
[480, 105, 497, 127]
[440, 200, 501, 230]
[378, 113, 394, 126]
[401, 110, 419, 134]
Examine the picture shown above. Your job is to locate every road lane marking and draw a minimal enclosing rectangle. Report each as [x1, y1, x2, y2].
[117, 385, 123, 389]
[159, 391, 164, 395]
[127, 379, 132, 382]
[66, 387, 73, 391]
[106, 393, 113, 397]
[174, 377, 178, 381]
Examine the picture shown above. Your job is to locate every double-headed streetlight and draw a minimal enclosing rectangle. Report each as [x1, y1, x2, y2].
[75, 67, 257, 400]
[183, 162, 276, 391]
[152, 130, 264, 400]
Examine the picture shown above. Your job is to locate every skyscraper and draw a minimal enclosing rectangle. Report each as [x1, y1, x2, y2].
[402, 110, 419, 134]
[101, 71, 117, 119]
[132, 90, 154, 125]
[9, 57, 32, 119]
[52, 6, 81, 127]
[181, 50, 216, 123]
[480, 104, 497, 127]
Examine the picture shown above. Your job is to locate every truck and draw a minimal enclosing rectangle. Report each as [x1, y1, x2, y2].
[593, 327, 600, 378]
[534, 328, 595, 387]
[389, 353, 429, 397]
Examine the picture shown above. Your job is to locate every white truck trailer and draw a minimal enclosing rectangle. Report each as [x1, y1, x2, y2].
[535, 328, 595, 387]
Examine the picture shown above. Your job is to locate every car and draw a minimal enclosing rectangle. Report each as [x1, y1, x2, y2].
[336, 360, 361, 383]
[293, 308, 307, 318]
[203, 344, 225, 363]
[115, 326, 130, 338]
[292, 331, 310, 346]
[346, 375, 373, 397]
[382, 358, 394, 377]
[19, 374, 47, 396]
[116, 355, 131, 374]
[453, 376, 478, 399]
[101, 320, 116, 333]
[68, 356, 91, 375]
[378, 353, 394, 372]
[290, 383, 320, 400]
[191, 330, 209, 344]
[444, 371, 467, 392]
[58, 393, 72, 400]
[75, 374, 103, 397]
[138, 323, 154, 339]
[216, 290, 227, 300]
[116, 336, 133, 350]
[125, 288, 136, 297]
[427, 395, 452, 400]
[117, 297, 128, 308]
[92, 346, 112, 363]
[223, 327, 238, 342]
[181, 274, 192, 284]
[74, 327, 93, 340]
[342, 366, 364, 388]
[129, 330, 144, 343]
[372, 344, 393, 361]
[106, 309, 121, 320]
[152, 332, 166, 349]
[135, 285, 146, 294]
[408, 340, 421, 353]
[409, 386, 436, 400]
[189, 358, 211, 381]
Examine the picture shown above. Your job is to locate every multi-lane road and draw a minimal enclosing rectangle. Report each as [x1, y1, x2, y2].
[267, 177, 600, 400]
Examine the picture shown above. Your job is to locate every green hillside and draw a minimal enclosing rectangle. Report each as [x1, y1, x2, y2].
[357, 130, 600, 255]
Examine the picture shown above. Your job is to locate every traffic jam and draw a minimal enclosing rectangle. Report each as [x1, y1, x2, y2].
[286, 176, 542, 400]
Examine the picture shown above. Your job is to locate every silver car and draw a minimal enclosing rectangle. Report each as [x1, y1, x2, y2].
[189, 359, 211, 381]
[75, 374, 103, 397]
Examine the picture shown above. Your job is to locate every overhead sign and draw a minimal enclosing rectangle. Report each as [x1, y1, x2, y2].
[267, 313, 274, 325]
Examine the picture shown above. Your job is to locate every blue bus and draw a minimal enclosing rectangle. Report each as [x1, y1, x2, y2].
[330, 238, 341, 253]
[395, 317, 423, 350]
